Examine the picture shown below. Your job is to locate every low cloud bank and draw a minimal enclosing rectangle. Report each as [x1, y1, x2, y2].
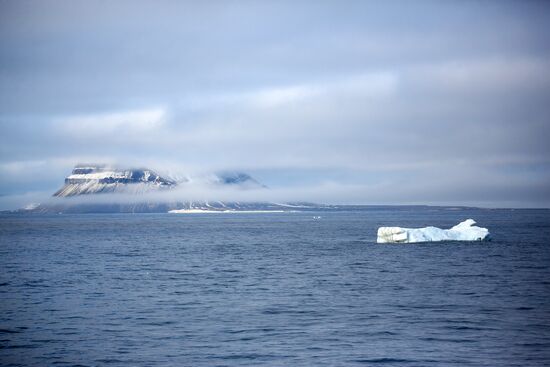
[3, 175, 549, 211]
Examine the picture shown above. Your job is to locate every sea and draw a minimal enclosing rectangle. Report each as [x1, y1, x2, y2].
[0, 207, 549, 366]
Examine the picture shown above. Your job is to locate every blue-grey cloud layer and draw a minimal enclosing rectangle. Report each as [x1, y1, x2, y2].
[1, 0, 550, 208]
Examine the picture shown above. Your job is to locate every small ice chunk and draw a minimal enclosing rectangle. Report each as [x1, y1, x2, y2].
[377, 219, 490, 243]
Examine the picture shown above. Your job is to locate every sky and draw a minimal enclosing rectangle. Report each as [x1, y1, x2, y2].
[1, 0, 550, 209]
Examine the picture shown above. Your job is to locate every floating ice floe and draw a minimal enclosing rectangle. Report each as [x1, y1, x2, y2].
[377, 219, 490, 243]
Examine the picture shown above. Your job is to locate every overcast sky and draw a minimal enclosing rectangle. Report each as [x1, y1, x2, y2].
[1, 0, 549, 209]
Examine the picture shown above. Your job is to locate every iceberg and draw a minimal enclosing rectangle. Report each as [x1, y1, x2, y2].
[377, 219, 490, 243]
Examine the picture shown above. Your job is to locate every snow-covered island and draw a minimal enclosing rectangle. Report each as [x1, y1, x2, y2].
[168, 209, 288, 214]
[24, 164, 313, 214]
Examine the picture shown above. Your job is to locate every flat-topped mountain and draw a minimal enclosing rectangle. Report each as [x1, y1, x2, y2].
[25, 164, 314, 213]
[54, 165, 176, 197]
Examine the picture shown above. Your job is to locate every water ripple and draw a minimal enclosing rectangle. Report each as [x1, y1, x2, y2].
[0, 209, 549, 366]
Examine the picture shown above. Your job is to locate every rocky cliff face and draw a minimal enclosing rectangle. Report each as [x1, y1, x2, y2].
[53, 165, 176, 197]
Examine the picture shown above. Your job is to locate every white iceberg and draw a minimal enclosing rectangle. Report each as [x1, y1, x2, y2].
[377, 219, 490, 243]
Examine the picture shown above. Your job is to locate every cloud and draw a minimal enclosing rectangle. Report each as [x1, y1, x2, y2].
[245, 72, 398, 108]
[0, 1, 550, 208]
[0, 191, 52, 211]
[11, 168, 546, 211]
[407, 57, 550, 93]
[55, 107, 167, 137]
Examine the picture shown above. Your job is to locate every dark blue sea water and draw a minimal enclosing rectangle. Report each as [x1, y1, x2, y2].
[1, 208, 549, 366]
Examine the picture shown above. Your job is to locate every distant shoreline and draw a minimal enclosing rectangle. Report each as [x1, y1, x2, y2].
[168, 209, 291, 214]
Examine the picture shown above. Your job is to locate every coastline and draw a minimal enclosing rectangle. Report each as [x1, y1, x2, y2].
[168, 209, 291, 214]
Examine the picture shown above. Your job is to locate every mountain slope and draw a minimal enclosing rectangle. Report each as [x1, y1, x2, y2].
[26, 164, 313, 213]
[54, 165, 176, 197]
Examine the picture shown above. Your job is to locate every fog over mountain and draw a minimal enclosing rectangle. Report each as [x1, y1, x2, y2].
[1, 1, 550, 209]
[23, 164, 319, 213]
